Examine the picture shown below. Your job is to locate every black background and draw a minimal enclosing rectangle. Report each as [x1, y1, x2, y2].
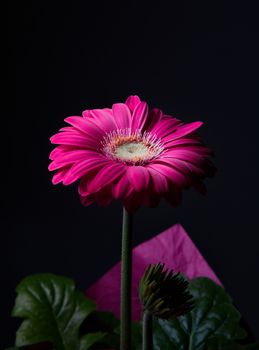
[6, 1, 259, 347]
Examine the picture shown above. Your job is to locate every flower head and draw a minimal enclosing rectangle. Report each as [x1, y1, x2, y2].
[139, 263, 194, 319]
[49, 95, 216, 212]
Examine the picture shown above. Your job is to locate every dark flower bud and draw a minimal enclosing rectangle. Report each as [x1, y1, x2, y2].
[139, 263, 194, 319]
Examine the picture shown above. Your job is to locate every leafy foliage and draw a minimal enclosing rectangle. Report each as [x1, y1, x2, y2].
[152, 277, 248, 350]
[9, 274, 258, 350]
[11, 274, 103, 350]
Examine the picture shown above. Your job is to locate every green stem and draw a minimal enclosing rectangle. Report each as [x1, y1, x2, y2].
[143, 310, 153, 350]
[120, 207, 133, 350]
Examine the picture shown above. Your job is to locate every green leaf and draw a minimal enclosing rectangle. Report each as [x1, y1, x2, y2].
[12, 274, 96, 350]
[79, 332, 106, 350]
[153, 277, 247, 350]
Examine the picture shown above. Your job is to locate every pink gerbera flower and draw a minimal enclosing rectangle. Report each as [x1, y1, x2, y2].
[49, 95, 215, 212]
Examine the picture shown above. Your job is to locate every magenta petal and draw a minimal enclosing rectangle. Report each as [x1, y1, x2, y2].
[78, 177, 89, 196]
[163, 136, 202, 148]
[160, 156, 205, 177]
[125, 95, 141, 112]
[59, 126, 75, 132]
[48, 150, 98, 171]
[64, 116, 91, 134]
[143, 108, 162, 131]
[158, 156, 190, 172]
[86, 224, 222, 321]
[89, 109, 117, 133]
[112, 103, 131, 129]
[148, 163, 187, 187]
[63, 157, 110, 185]
[50, 131, 98, 149]
[87, 163, 126, 193]
[52, 168, 69, 185]
[131, 102, 148, 131]
[127, 166, 149, 192]
[146, 167, 168, 194]
[82, 109, 92, 118]
[49, 146, 72, 160]
[162, 150, 206, 167]
[65, 115, 111, 137]
[152, 117, 183, 138]
[169, 121, 203, 141]
[112, 174, 131, 199]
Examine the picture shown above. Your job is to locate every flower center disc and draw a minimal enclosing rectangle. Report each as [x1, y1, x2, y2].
[102, 128, 164, 165]
[115, 142, 149, 162]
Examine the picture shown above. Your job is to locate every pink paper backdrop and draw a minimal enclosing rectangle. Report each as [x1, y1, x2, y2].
[86, 223, 222, 321]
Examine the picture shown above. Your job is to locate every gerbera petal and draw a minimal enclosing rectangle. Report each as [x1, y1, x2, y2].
[50, 131, 99, 149]
[112, 103, 131, 129]
[112, 174, 131, 200]
[160, 156, 205, 176]
[65, 116, 108, 140]
[127, 166, 150, 192]
[82, 109, 92, 118]
[52, 167, 70, 185]
[87, 163, 126, 193]
[49, 146, 71, 160]
[166, 145, 212, 156]
[63, 157, 110, 185]
[89, 109, 117, 133]
[125, 95, 141, 112]
[152, 117, 183, 138]
[48, 150, 97, 171]
[59, 126, 75, 132]
[163, 136, 202, 148]
[64, 116, 91, 135]
[169, 121, 203, 141]
[74, 117, 106, 140]
[162, 150, 206, 166]
[131, 102, 148, 132]
[147, 163, 187, 187]
[78, 176, 90, 196]
[143, 108, 163, 132]
[146, 167, 169, 194]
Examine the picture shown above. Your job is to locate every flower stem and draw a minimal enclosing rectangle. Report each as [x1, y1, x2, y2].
[120, 207, 133, 350]
[143, 310, 153, 350]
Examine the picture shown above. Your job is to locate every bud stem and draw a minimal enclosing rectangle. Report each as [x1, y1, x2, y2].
[120, 207, 133, 350]
[143, 310, 153, 350]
